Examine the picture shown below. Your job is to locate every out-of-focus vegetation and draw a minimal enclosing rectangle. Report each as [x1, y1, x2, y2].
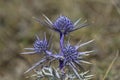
[0, 0, 120, 80]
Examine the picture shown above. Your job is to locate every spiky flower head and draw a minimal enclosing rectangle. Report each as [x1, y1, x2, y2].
[21, 34, 49, 55]
[57, 40, 94, 79]
[33, 35, 48, 53]
[63, 45, 78, 64]
[53, 16, 74, 34]
[59, 44, 78, 70]
[34, 14, 87, 35]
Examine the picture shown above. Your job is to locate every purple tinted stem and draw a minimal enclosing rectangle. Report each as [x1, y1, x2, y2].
[60, 33, 64, 55]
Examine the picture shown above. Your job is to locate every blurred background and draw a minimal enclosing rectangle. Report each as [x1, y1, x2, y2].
[0, 0, 120, 80]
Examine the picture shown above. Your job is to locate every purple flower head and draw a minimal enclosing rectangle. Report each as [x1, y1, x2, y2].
[33, 35, 48, 53]
[59, 44, 78, 70]
[21, 33, 49, 54]
[57, 40, 94, 79]
[59, 40, 95, 70]
[53, 16, 74, 34]
[63, 45, 78, 64]
[34, 14, 87, 35]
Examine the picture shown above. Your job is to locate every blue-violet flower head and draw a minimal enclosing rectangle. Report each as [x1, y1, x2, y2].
[33, 35, 48, 53]
[63, 45, 78, 63]
[53, 16, 74, 34]
[59, 40, 94, 69]
[34, 14, 87, 35]
[21, 34, 49, 54]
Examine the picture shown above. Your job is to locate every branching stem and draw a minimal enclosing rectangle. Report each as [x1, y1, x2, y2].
[60, 33, 65, 55]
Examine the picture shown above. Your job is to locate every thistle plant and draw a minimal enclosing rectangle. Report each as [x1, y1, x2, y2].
[21, 14, 94, 80]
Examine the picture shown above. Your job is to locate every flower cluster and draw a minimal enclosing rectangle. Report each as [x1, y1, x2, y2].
[21, 14, 94, 80]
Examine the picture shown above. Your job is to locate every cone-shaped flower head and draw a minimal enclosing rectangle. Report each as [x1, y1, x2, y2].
[21, 34, 49, 55]
[59, 40, 94, 70]
[34, 14, 87, 35]
[58, 40, 94, 79]
[33, 35, 48, 53]
[53, 16, 74, 34]
[20, 34, 54, 73]
[63, 45, 78, 63]
[59, 44, 78, 69]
